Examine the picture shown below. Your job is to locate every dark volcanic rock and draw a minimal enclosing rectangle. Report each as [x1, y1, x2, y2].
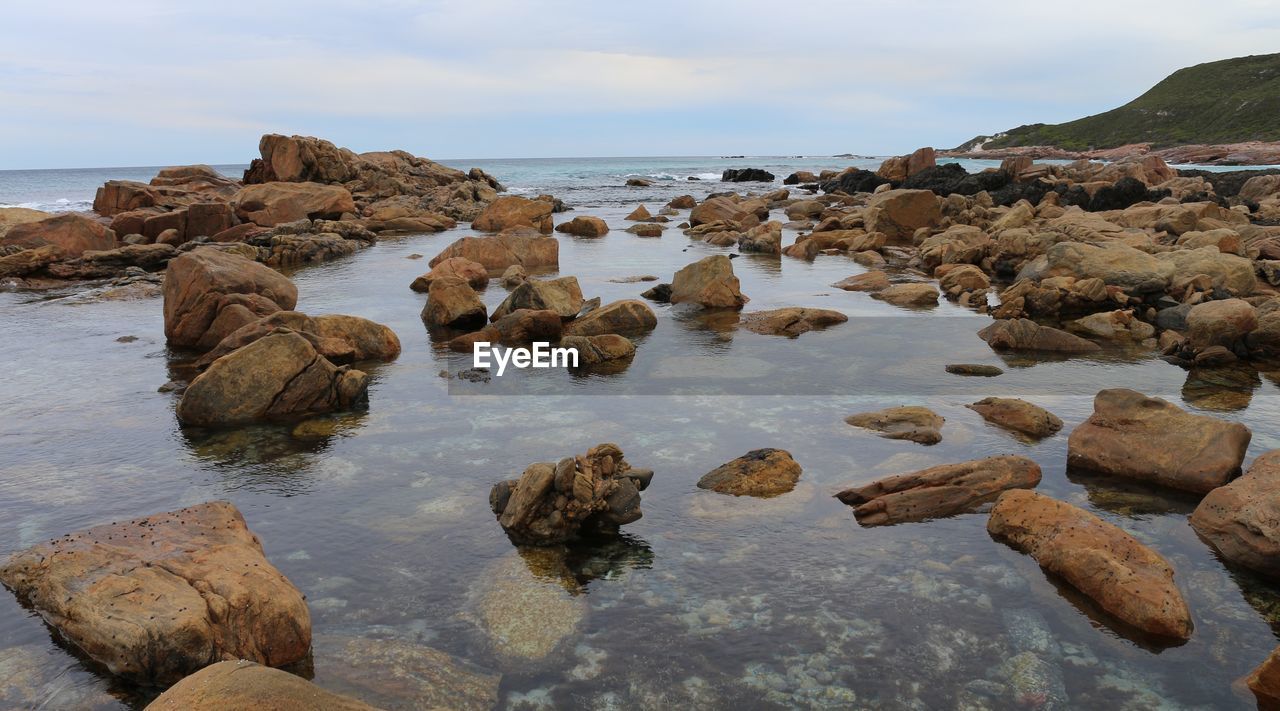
[1086, 177, 1169, 211]
[819, 169, 890, 195]
[721, 168, 775, 182]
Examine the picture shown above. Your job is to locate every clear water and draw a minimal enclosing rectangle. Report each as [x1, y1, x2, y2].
[3, 158, 1280, 709]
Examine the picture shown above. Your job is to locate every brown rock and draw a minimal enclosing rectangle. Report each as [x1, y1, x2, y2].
[626, 205, 652, 221]
[422, 276, 487, 328]
[1247, 647, 1280, 709]
[562, 299, 657, 337]
[93, 180, 159, 217]
[739, 307, 848, 337]
[0, 502, 311, 685]
[472, 196, 553, 234]
[871, 283, 939, 307]
[0, 244, 62, 278]
[689, 196, 751, 227]
[1067, 388, 1250, 494]
[162, 248, 298, 350]
[560, 334, 636, 366]
[491, 277, 583, 321]
[977, 318, 1102, 353]
[1186, 298, 1257, 349]
[0, 206, 53, 239]
[833, 270, 890, 292]
[555, 215, 610, 237]
[837, 455, 1041, 526]
[186, 202, 238, 239]
[967, 397, 1063, 440]
[232, 182, 356, 226]
[667, 195, 697, 210]
[846, 406, 944, 445]
[627, 223, 665, 237]
[987, 490, 1193, 640]
[697, 448, 802, 498]
[1190, 450, 1280, 579]
[1, 213, 116, 258]
[429, 232, 559, 272]
[864, 189, 941, 241]
[737, 220, 783, 254]
[669, 254, 747, 309]
[448, 309, 563, 352]
[410, 257, 489, 292]
[146, 660, 376, 711]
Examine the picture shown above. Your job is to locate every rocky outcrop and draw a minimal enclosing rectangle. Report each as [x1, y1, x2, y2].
[987, 490, 1193, 640]
[737, 220, 783, 254]
[1186, 298, 1257, 349]
[739, 307, 848, 337]
[977, 318, 1101, 353]
[428, 231, 559, 272]
[422, 276, 487, 329]
[669, 254, 747, 309]
[863, 189, 941, 241]
[489, 443, 653, 545]
[232, 182, 355, 227]
[1067, 388, 1250, 494]
[491, 277, 583, 321]
[845, 406, 944, 445]
[362, 196, 457, 233]
[966, 397, 1063, 440]
[555, 215, 609, 237]
[0, 501, 311, 685]
[177, 332, 368, 426]
[163, 248, 298, 350]
[411, 256, 489, 292]
[561, 299, 657, 336]
[689, 196, 755, 227]
[0, 213, 116, 258]
[146, 660, 375, 710]
[472, 196, 553, 234]
[195, 311, 401, 369]
[837, 455, 1041, 526]
[722, 168, 775, 182]
[1190, 450, 1280, 579]
[697, 448, 802, 497]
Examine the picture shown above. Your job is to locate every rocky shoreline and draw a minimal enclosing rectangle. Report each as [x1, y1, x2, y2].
[941, 140, 1280, 166]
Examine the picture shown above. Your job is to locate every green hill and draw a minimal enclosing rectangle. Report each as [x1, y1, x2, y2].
[968, 53, 1280, 151]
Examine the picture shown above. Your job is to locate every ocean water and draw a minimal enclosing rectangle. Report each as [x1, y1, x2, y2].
[3, 157, 1280, 708]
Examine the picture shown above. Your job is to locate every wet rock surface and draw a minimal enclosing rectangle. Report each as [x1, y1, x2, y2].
[967, 397, 1064, 440]
[846, 406, 945, 445]
[697, 448, 802, 497]
[146, 660, 374, 710]
[1191, 450, 1280, 579]
[837, 455, 1041, 525]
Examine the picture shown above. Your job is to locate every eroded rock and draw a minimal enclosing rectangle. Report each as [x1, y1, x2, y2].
[837, 455, 1041, 525]
[697, 448, 802, 498]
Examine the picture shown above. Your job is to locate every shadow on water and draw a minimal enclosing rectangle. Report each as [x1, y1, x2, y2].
[1181, 365, 1262, 412]
[511, 532, 654, 595]
[1065, 467, 1203, 518]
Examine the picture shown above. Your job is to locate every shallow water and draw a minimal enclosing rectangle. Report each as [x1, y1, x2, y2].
[4, 162, 1280, 708]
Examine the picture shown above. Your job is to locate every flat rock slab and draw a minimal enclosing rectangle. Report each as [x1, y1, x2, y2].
[988, 489, 1192, 641]
[846, 406, 944, 445]
[967, 397, 1063, 441]
[837, 455, 1041, 526]
[697, 448, 802, 498]
[146, 660, 374, 710]
[978, 318, 1101, 353]
[1067, 388, 1250, 494]
[946, 363, 1003, 377]
[0, 501, 311, 685]
[739, 307, 848, 337]
[1191, 450, 1280, 579]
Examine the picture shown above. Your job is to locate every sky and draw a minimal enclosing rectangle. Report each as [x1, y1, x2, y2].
[1, 0, 1279, 169]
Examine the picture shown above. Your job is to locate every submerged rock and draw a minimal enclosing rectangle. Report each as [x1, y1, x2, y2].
[1190, 450, 1280, 579]
[845, 406, 945, 445]
[837, 455, 1041, 526]
[697, 448, 802, 498]
[966, 397, 1063, 441]
[987, 490, 1193, 641]
[1067, 388, 1250, 494]
[313, 636, 500, 711]
[146, 660, 373, 710]
[0, 501, 311, 685]
[490, 443, 653, 545]
[669, 254, 748, 309]
[946, 363, 1003, 377]
[474, 554, 586, 663]
[739, 307, 848, 337]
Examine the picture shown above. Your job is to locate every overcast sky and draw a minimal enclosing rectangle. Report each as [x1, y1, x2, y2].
[2, 0, 1279, 169]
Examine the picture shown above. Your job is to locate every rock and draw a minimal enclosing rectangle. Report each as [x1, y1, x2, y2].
[0, 244, 65, 278]
[1066, 310, 1155, 342]
[946, 363, 1004, 376]
[1067, 388, 1250, 494]
[837, 455, 1041, 526]
[0, 501, 310, 685]
[1190, 451, 1280, 579]
[500, 264, 527, 288]
[490, 443, 651, 544]
[669, 254, 747, 309]
[1247, 647, 1280, 709]
[145, 660, 375, 710]
[845, 406, 944, 445]
[1026, 241, 1173, 294]
[555, 215, 610, 237]
[697, 448, 802, 497]
[1156, 246, 1257, 295]
[977, 318, 1102, 353]
[472, 196, 553, 234]
[689, 197, 751, 227]
[197, 312, 401, 368]
[422, 276, 487, 328]
[666, 195, 697, 210]
[819, 168, 891, 196]
[0, 206, 51, 239]
[625, 177, 653, 187]
[871, 283, 939, 307]
[626, 223, 665, 237]
[473, 554, 585, 662]
[919, 225, 991, 270]
[864, 189, 941, 241]
[987, 490, 1193, 640]
[640, 283, 672, 302]
[232, 182, 356, 227]
[562, 299, 657, 336]
[186, 202, 238, 239]
[1, 213, 116, 258]
[938, 264, 991, 299]
[625, 204, 652, 221]
[966, 397, 1063, 440]
[784, 171, 819, 185]
[163, 248, 298, 350]
[429, 232, 558, 272]
[1186, 298, 1257, 348]
[722, 168, 775, 182]
[491, 276, 584, 321]
[177, 332, 368, 425]
[560, 334, 636, 366]
[737, 220, 783, 254]
[448, 309, 563, 351]
[739, 307, 848, 337]
[311, 636, 500, 711]
[833, 270, 890, 292]
[410, 256, 489, 292]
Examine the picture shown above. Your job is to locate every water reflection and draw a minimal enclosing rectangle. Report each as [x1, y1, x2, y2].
[1065, 468, 1202, 517]
[1182, 365, 1262, 411]
[513, 532, 654, 594]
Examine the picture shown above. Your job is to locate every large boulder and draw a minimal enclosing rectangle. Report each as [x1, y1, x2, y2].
[555, 215, 609, 237]
[186, 202, 238, 239]
[422, 276, 487, 328]
[232, 182, 356, 227]
[721, 168, 775, 182]
[146, 660, 375, 710]
[562, 299, 657, 336]
[863, 189, 941, 241]
[196, 311, 401, 369]
[1190, 451, 1280, 579]
[689, 196, 752, 227]
[490, 443, 652, 545]
[0, 213, 116, 258]
[988, 490, 1193, 640]
[1241, 174, 1280, 202]
[428, 232, 559, 272]
[737, 220, 783, 254]
[1025, 241, 1173, 294]
[471, 196, 553, 234]
[669, 254, 747, 309]
[0, 206, 53, 239]
[163, 248, 298, 350]
[1156, 246, 1257, 295]
[1066, 388, 1250, 494]
[177, 332, 369, 426]
[837, 455, 1040, 526]
[248, 134, 360, 183]
[697, 448, 802, 498]
[846, 406, 944, 445]
[491, 276, 583, 321]
[977, 318, 1102, 353]
[1186, 298, 1257, 349]
[560, 334, 636, 367]
[0, 501, 311, 685]
[362, 196, 457, 233]
[739, 307, 848, 337]
[448, 309, 562, 352]
[410, 256, 489, 292]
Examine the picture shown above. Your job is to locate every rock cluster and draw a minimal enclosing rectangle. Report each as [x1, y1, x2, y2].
[489, 443, 653, 545]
